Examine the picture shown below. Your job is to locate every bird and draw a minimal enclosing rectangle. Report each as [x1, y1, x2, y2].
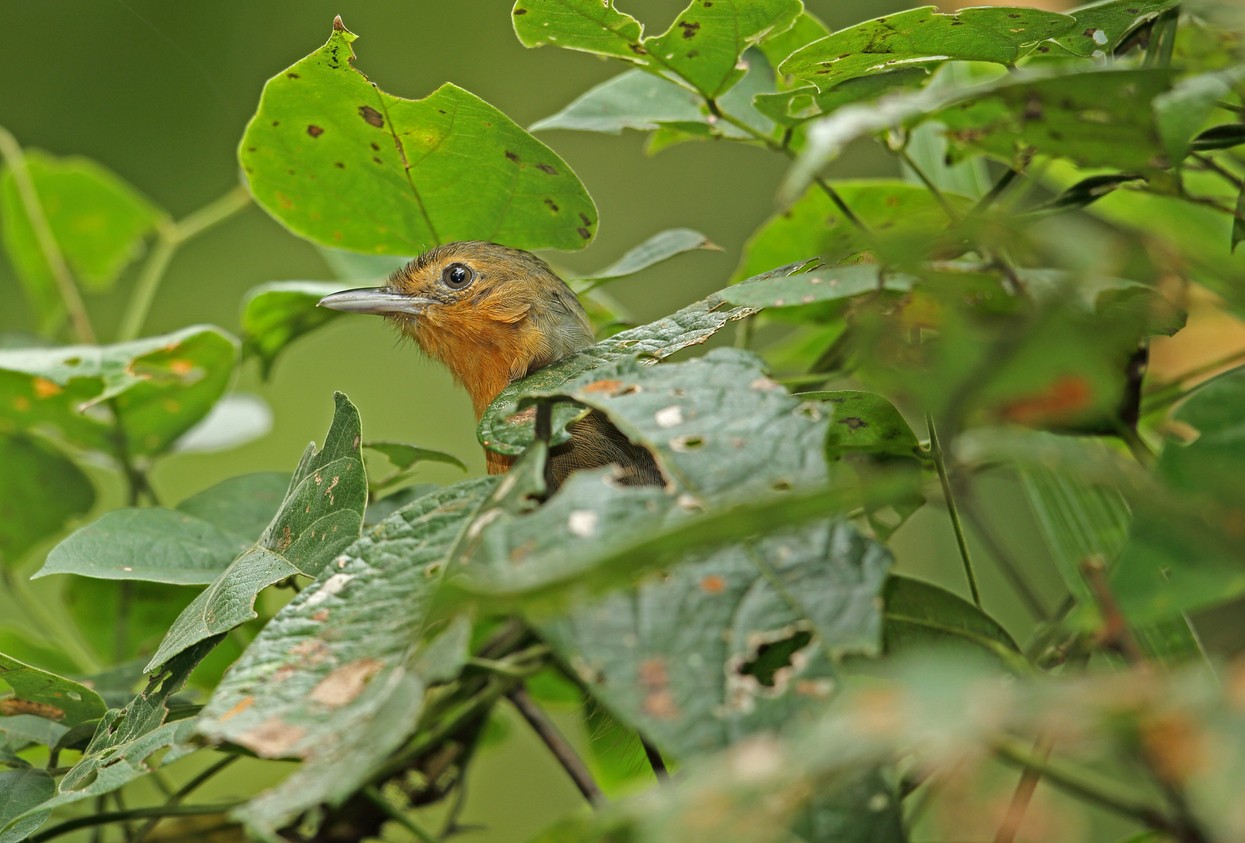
[318, 241, 662, 490]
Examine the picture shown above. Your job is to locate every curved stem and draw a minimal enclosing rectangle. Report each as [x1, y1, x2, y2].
[0, 125, 96, 343]
[507, 684, 603, 806]
[30, 803, 242, 842]
[926, 412, 982, 608]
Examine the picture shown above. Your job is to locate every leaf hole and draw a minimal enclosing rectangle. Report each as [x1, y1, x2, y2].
[736, 628, 813, 689]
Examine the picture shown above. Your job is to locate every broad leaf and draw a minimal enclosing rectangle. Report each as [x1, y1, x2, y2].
[881, 575, 1026, 671]
[478, 292, 755, 456]
[0, 769, 54, 843]
[38, 473, 289, 585]
[511, 0, 645, 61]
[781, 6, 1075, 91]
[0, 325, 238, 458]
[0, 152, 163, 332]
[365, 440, 466, 496]
[145, 394, 366, 671]
[241, 281, 345, 378]
[1057, 0, 1181, 56]
[0, 434, 93, 568]
[810, 391, 923, 460]
[198, 479, 493, 835]
[241, 20, 596, 253]
[577, 228, 716, 283]
[723, 263, 916, 309]
[0, 652, 105, 727]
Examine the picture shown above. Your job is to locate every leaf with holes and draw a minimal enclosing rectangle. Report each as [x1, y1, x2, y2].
[241, 281, 346, 378]
[478, 292, 756, 456]
[0, 434, 93, 568]
[37, 473, 289, 585]
[0, 652, 105, 728]
[461, 350, 892, 757]
[241, 20, 596, 254]
[781, 6, 1074, 92]
[0, 152, 163, 332]
[197, 479, 492, 836]
[144, 394, 366, 672]
[1056, 0, 1180, 56]
[0, 325, 237, 459]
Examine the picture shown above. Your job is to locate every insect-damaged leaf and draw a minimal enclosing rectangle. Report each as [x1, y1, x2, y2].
[197, 479, 492, 836]
[461, 349, 893, 758]
[0, 652, 106, 728]
[144, 394, 366, 672]
[241, 19, 596, 253]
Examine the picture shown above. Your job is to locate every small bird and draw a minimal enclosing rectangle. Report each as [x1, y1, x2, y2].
[318, 241, 662, 489]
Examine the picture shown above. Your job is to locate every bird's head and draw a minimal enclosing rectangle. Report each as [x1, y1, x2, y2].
[318, 241, 594, 418]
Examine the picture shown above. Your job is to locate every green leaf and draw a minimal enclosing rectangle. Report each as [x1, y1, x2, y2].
[0, 716, 68, 751]
[812, 391, 922, 460]
[0, 651, 106, 727]
[760, 11, 830, 84]
[1057, 0, 1181, 56]
[781, 6, 1075, 92]
[365, 440, 466, 496]
[740, 182, 970, 281]
[240, 281, 345, 378]
[0, 325, 238, 458]
[881, 575, 1026, 671]
[172, 392, 272, 453]
[317, 246, 411, 282]
[0, 152, 163, 331]
[38, 473, 289, 585]
[514, 0, 801, 99]
[478, 291, 755, 456]
[1153, 68, 1245, 162]
[198, 479, 493, 835]
[0, 768, 54, 843]
[723, 262, 916, 309]
[241, 20, 596, 254]
[754, 68, 930, 126]
[578, 228, 716, 284]
[0, 434, 93, 568]
[144, 394, 366, 672]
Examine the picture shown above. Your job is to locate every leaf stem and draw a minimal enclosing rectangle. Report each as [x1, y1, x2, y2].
[30, 803, 243, 842]
[926, 412, 982, 608]
[133, 754, 238, 843]
[117, 185, 251, 342]
[361, 786, 439, 843]
[0, 125, 96, 343]
[994, 735, 1054, 843]
[897, 147, 962, 223]
[506, 684, 604, 806]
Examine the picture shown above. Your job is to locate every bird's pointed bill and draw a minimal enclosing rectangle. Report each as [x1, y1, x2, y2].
[317, 287, 435, 316]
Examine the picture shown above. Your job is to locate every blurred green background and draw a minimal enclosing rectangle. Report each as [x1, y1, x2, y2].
[0, 2, 1066, 840]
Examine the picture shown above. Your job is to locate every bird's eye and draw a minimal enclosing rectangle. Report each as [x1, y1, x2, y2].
[441, 263, 474, 290]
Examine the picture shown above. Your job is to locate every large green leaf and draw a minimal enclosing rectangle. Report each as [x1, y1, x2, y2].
[0, 325, 238, 458]
[241, 20, 596, 254]
[0, 652, 105, 727]
[514, 0, 802, 99]
[0, 152, 163, 332]
[0, 434, 93, 568]
[462, 350, 893, 757]
[0, 769, 54, 843]
[478, 291, 756, 456]
[781, 6, 1075, 92]
[723, 262, 916, 309]
[881, 575, 1026, 671]
[1057, 0, 1181, 56]
[198, 479, 493, 836]
[144, 394, 366, 672]
[37, 473, 289, 585]
[240, 281, 345, 378]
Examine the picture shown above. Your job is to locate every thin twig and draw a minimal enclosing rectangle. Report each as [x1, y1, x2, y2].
[641, 737, 669, 782]
[926, 412, 982, 608]
[1081, 555, 1146, 664]
[897, 147, 963, 222]
[994, 735, 1054, 843]
[506, 684, 604, 806]
[30, 804, 242, 842]
[133, 754, 238, 843]
[361, 786, 438, 843]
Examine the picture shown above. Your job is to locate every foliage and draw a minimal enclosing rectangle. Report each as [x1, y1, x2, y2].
[2, 2, 1245, 842]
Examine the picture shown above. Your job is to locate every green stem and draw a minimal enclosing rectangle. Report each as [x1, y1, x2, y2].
[2, 568, 102, 673]
[0, 125, 96, 343]
[1143, 349, 1245, 412]
[897, 147, 963, 222]
[926, 412, 982, 608]
[133, 755, 239, 843]
[30, 803, 243, 842]
[361, 787, 439, 843]
[117, 184, 250, 342]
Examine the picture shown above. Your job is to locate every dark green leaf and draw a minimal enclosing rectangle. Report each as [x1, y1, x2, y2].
[0, 652, 105, 727]
[198, 479, 493, 835]
[0, 715, 68, 751]
[0, 434, 93, 568]
[0, 152, 162, 332]
[241, 281, 345, 378]
[1057, 0, 1181, 57]
[0, 325, 238, 458]
[241, 21, 596, 253]
[1191, 124, 1245, 152]
[881, 575, 1026, 671]
[37, 473, 288, 585]
[781, 6, 1075, 92]
[759, 11, 830, 84]
[0, 768, 54, 843]
[144, 394, 366, 671]
[478, 292, 755, 456]
[1154, 68, 1245, 162]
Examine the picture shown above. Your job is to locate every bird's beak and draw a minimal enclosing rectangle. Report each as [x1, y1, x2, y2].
[317, 287, 436, 317]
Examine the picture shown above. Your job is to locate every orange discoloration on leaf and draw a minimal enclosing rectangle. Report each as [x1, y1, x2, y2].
[0, 698, 65, 720]
[240, 717, 309, 758]
[168, 359, 195, 376]
[12, 396, 30, 412]
[309, 658, 384, 708]
[217, 696, 255, 722]
[1000, 375, 1094, 425]
[1140, 711, 1207, 785]
[637, 657, 679, 719]
[32, 377, 62, 398]
[583, 379, 624, 394]
[699, 574, 726, 594]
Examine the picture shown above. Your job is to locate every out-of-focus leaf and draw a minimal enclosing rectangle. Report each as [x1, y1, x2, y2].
[0, 716, 68, 751]
[241, 21, 596, 253]
[781, 6, 1074, 92]
[241, 281, 344, 378]
[0, 434, 93, 568]
[0, 325, 237, 458]
[514, 0, 801, 99]
[173, 393, 272, 453]
[760, 11, 830, 86]
[0, 652, 105, 727]
[317, 246, 410, 282]
[577, 228, 717, 285]
[0, 152, 163, 331]
[1191, 124, 1245, 152]
[478, 292, 755, 456]
[809, 391, 922, 460]
[0, 768, 54, 843]
[881, 575, 1026, 671]
[198, 480, 492, 836]
[724, 262, 916, 309]
[1153, 67, 1245, 162]
[754, 68, 930, 126]
[38, 473, 289, 585]
[1056, 0, 1181, 56]
[145, 394, 366, 671]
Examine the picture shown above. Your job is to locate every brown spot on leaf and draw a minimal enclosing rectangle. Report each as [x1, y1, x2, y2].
[543, 197, 559, 212]
[679, 20, 700, 39]
[583, 379, 625, 394]
[334, 161, 345, 169]
[839, 416, 867, 430]
[1000, 375, 1094, 425]
[240, 717, 309, 758]
[370, 142, 380, 151]
[536, 163, 557, 175]
[628, 42, 647, 55]
[359, 105, 384, 127]
[0, 698, 65, 720]
[310, 659, 384, 708]
[506, 407, 536, 426]
[514, 6, 527, 13]
[505, 150, 520, 162]
[307, 125, 324, 138]
[287, 72, 301, 79]
[577, 227, 591, 240]
[700, 575, 726, 594]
